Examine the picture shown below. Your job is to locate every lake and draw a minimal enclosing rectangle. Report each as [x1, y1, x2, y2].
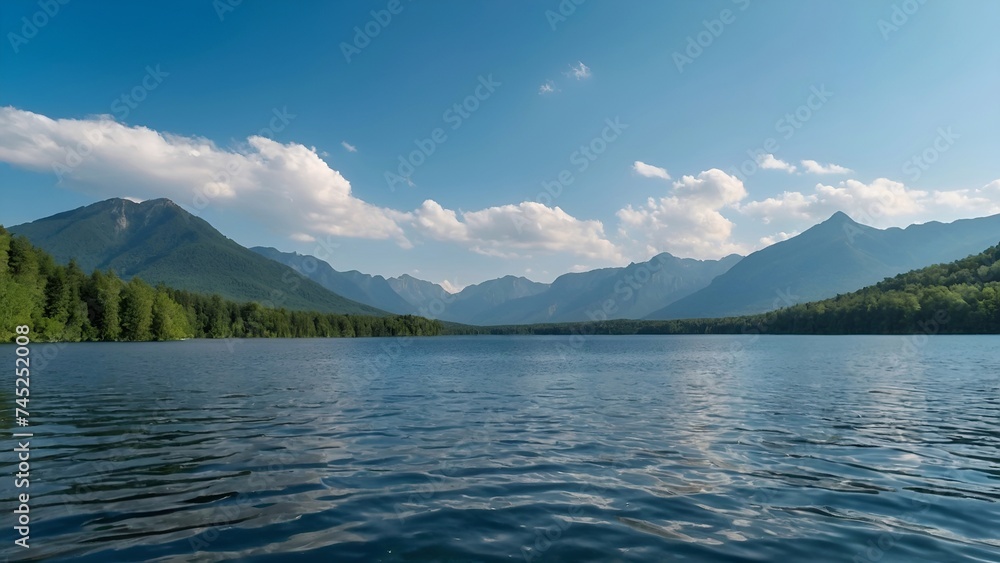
[2, 335, 999, 562]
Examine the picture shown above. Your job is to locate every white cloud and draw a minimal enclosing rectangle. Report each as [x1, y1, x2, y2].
[412, 200, 622, 261]
[739, 177, 1000, 230]
[0, 107, 410, 246]
[341, 141, 357, 153]
[759, 231, 797, 246]
[411, 200, 468, 241]
[538, 81, 556, 94]
[567, 61, 591, 80]
[924, 180, 1000, 215]
[740, 178, 922, 227]
[290, 233, 316, 242]
[633, 160, 671, 181]
[757, 153, 796, 173]
[801, 159, 851, 175]
[737, 191, 817, 225]
[616, 169, 749, 259]
[439, 279, 464, 294]
[815, 178, 924, 218]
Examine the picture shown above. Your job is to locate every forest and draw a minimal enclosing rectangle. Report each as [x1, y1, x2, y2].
[5, 221, 998, 342]
[0, 227, 443, 342]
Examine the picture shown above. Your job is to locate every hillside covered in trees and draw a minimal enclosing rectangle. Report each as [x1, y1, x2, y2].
[10, 198, 386, 315]
[0, 226, 442, 343]
[449, 242, 1000, 336]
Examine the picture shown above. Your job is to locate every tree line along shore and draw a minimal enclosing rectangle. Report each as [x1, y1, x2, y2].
[3, 226, 999, 342]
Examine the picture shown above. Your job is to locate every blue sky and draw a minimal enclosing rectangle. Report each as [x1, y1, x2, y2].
[2, 0, 999, 289]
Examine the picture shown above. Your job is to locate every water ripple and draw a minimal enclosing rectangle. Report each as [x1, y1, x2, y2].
[1, 335, 998, 562]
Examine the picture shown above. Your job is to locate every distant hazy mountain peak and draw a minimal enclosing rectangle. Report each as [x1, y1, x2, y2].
[249, 246, 416, 314]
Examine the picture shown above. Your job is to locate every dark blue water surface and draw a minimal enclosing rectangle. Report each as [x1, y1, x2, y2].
[2, 335, 999, 562]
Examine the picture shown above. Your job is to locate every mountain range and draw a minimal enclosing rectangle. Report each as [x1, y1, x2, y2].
[250, 246, 739, 325]
[649, 211, 1000, 319]
[8, 197, 1000, 325]
[475, 253, 741, 325]
[251, 246, 417, 315]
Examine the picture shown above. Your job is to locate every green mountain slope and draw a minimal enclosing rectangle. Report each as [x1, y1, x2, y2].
[10, 198, 385, 315]
[649, 211, 1000, 319]
[251, 246, 417, 314]
[759, 242, 1000, 333]
[0, 225, 441, 342]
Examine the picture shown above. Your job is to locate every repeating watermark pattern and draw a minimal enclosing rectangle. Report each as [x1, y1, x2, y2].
[340, 0, 415, 63]
[190, 106, 296, 213]
[902, 126, 958, 182]
[187, 453, 290, 551]
[7, 0, 70, 54]
[843, 124, 954, 243]
[672, 0, 750, 73]
[544, 0, 586, 31]
[728, 84, 834, 183]
[213, 0, 242, 21]
[549, 253, 667, 360]
[349, 336, 413, 393]
[517, 116, 628, 234]
[385, 74, 501, 191]
[725, 286, 802, 362]
[585, 253, 671, 323]
[110, 65, 170, 120]
[52, 65, 169, 182]
[393, 408, 507, 524]
[878, 0, 927, 41]
[850, 499, 933, 562]
[520, 459, 628, 561]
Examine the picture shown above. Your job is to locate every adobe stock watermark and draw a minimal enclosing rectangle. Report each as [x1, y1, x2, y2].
[7, 0, 70, 54]
[878, 0, 926, 41]
[850, 498, 931, 562]
[728, 84, 834, 183]
[550, 253, 663, 361]
[384, 74, 501, 191]
[250, 232, 336, 312]
[213, 0, 242, 21]
[52, 65, 170, 182]
[188, 453, 290, 552]
[725, 286, 802, 362]
[520, 459, 628, 561]
[902, 127, 958, 182]
[544, 0, 585, 31]
[393, 409, 507, 524]
[584, 253, 671, 321]
[340, 0, 414, 63]
[190, 106, 296, 213]
[672, 0, 750, 73]
[521, 116, 628, 225]
[110, 65, 170, 120]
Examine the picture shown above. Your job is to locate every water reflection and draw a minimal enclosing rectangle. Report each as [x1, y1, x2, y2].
[0, 336, 997, 562]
